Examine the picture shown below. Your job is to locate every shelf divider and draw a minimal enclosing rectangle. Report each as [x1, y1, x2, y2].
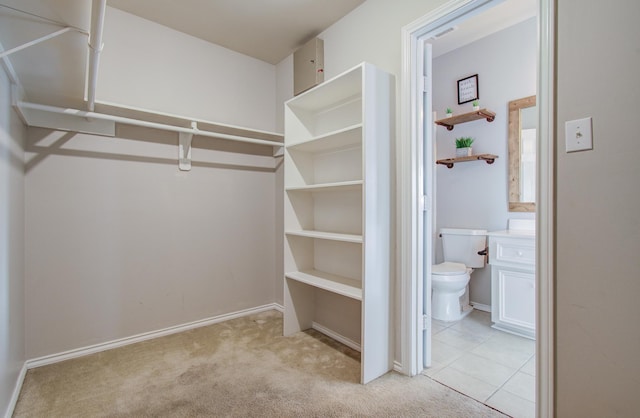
[285, 180, 363, 193]
[286, 123, 362, 152]
[285, 230, 363, 243]
[285, 270, 362, 300]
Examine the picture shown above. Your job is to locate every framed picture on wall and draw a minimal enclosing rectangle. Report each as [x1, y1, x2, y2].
[457, 74, 479, 104]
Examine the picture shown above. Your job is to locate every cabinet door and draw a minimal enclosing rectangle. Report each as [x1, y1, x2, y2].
[494, 267, 535, 335]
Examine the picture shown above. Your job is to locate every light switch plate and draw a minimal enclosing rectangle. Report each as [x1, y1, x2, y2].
[565, 117, 593, 152]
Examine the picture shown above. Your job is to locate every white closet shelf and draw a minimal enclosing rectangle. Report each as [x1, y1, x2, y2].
[15, 100, 285, 170]
[285, 65, 362, 112]
[286, 270, 362, 300]
[285, 230, 363, 243]
[94, 101, 284, 144]
[285, 180, 363, 193]
[286, 124, 362, 152]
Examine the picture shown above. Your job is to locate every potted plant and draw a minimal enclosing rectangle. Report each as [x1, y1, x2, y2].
[455, 137, 474, 157]
[472, 100, 480, 111]
[446, 107, 453, 118]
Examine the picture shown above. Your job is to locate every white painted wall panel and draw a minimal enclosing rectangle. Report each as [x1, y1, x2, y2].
[274, 56, 292, 306]
[0, 67, 26, 416]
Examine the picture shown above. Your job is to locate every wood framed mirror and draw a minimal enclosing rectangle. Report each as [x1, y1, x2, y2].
[508, 95, 536, 212]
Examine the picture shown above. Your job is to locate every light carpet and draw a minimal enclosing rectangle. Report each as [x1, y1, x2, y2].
[14, 310, 506, 417]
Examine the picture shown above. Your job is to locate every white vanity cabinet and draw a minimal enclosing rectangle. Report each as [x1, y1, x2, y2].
[488, 230, 536, 339]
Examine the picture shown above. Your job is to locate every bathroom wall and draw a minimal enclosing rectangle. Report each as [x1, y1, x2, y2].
[0, 67, 26, 416]
[432, 18, 536, 306]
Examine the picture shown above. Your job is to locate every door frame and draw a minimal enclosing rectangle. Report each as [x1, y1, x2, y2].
[399, 0, 555, 416]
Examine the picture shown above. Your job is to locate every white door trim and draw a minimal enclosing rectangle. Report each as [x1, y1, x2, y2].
[399, 0, 555, 416]
[398, 0, 500, 378]
[536, 0, 556, 416]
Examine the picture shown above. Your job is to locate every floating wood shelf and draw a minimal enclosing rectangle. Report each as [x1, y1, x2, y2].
[435, 108, 496, 131]
[436, 154, 498, 168]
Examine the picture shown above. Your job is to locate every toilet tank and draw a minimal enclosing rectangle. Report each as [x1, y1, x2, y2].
[440, 228, 488, 268]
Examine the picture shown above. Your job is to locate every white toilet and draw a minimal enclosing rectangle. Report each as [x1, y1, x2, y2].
[432, 228, 487, 322]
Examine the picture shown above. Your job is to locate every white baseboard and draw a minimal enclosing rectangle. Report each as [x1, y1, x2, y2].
[4, 362, 27, 418]
[311, 322, 361, 352]
[470, 302, 491, 313]
[310, 322, 403, 376]
[26, 303, 282, 370]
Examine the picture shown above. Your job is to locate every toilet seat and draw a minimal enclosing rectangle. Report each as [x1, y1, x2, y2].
[432, 261, 467, 275]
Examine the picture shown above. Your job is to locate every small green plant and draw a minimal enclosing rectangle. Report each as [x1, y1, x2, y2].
[472, 100, 479, 107]
[446, 107, 452, 114]
[455, 137, 474, 148]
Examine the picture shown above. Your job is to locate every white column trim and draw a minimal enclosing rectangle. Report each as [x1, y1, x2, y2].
[399, 0, 478, 378]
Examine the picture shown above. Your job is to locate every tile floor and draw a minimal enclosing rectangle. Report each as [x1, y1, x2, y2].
[424, 309, 536, 418]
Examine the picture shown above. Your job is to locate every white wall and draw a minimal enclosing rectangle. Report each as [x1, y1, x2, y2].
[320, 0, 448, 79]
[24, 126, 278, 358]
[433, 18, 536, 306]
[274, 0, 449, 112]
[19, 4, 285, 360]
[556, 0, 640, 414]
[98, 7, 277, 132]
[0, 68, 26, 416]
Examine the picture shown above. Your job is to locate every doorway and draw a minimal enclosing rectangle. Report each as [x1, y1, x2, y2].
[400, 0, 555, 416]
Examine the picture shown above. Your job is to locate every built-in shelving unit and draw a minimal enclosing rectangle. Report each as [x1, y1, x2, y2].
[436, 154, 499, 168]
[283, 62, 393, 384]
[434, 108, 496, 131]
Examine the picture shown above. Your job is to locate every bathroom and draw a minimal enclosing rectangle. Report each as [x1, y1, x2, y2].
[425, 2, 537, 416]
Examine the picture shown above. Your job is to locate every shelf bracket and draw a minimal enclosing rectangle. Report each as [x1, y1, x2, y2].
[178, 130, 193, 171]
[0, 27, 87, 59]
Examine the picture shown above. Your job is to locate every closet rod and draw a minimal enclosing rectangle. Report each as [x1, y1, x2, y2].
[87, 0, 107, 112]
[18, 101, 283, 148]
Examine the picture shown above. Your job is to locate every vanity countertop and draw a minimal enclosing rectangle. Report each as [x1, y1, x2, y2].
[487, 229, 536, 239]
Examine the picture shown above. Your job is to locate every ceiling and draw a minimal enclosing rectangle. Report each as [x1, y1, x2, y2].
[429, 0, 536, 58]
[0, 0, 535, 110]
[0, 0, 366, 108]
[107, 0, 366, 65]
